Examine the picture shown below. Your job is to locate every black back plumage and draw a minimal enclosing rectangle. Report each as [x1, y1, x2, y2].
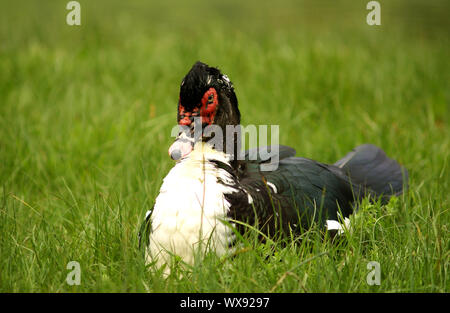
[225, 144, 408, 236]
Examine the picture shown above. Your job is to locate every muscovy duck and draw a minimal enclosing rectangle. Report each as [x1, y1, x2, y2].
[139, 61, 408, 269]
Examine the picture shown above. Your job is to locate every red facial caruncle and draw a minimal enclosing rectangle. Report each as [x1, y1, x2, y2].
[178, 88, 218, 126]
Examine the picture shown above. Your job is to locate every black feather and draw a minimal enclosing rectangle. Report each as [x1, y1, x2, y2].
[334, 144, 408, 197]
[180, 61, 236, 111]
[138, 206, 153, 249]
[226, 144, 408, 237]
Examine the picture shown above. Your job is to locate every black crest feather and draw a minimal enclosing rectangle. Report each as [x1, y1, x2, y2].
[180, 61, 235, 110]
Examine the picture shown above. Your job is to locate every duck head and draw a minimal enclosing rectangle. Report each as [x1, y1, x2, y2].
[169, 61, 241, 160]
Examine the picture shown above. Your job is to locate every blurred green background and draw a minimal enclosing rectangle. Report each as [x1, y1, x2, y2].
[0, 0, 448, 292]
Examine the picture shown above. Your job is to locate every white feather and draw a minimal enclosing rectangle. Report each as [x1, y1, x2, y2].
[247, 192, 253, 204]
[267, 181, 277, 193]
[326, 217, 351, 235]
[146, 143, 237, 272]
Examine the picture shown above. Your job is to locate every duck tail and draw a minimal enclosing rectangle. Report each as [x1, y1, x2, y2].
[334, 144, 408, 200]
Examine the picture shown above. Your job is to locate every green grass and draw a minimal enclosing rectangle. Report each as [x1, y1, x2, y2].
[0, 0, 448, 292]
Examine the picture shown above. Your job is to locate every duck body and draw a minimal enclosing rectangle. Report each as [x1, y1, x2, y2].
[142, 142, 407, 268]
[139, 61, 408, 269]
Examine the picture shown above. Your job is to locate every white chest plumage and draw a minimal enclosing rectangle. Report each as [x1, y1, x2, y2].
[146, 144, 238, 270]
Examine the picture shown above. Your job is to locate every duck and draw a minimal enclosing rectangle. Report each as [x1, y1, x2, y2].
[139, 61, 408, 270]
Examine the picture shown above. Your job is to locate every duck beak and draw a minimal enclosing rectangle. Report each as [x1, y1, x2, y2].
[168, 132, 195, 160]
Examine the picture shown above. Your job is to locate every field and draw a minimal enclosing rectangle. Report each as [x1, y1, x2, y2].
[0, 0, 448, 292]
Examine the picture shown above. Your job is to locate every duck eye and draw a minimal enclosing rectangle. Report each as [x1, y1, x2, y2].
[207, 94, 214, 103]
